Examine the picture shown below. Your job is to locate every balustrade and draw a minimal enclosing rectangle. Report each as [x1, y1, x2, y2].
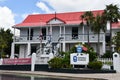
[14, 33, 104, 42]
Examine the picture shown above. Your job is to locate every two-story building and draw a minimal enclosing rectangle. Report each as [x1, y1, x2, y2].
[10, 10, 120, 60]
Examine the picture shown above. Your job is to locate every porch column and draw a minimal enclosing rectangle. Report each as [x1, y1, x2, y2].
[27, 42, 31, 57]
[63, 25, 66, 52]
[63, 25, 65, 40]
[10, 43, 15, 59]
[59, 25, 62, 51]
[50, 25, 52, 53]
[60, 25, 62, 37]
[50, 24, 52, 35]
[46, 26, 48, 36]
[29, 27, 31, 41]
[102, 34, 106, 54]
[63, 42, 66, 52]
[13, 28, 15, 42]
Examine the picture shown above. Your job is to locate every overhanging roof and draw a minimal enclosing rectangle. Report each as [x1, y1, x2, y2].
[13, 10, 120, 29]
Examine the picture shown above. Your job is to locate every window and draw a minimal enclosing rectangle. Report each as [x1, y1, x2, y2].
[30, 29, 33, 40]
[27, 28, 34, 40]
[42, 28, 46, 40]
[31, 45, 37, 54]
[72, 27, 78, 39]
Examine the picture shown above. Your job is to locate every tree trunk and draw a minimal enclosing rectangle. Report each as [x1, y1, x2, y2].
[110, 22, 112, 58]
[87, 25, 90, 46]
[97, 32, 100, 56]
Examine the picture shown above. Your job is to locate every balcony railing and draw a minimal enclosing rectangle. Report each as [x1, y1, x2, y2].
[14, 33, 105, 42]
[64, 33, 104, 42]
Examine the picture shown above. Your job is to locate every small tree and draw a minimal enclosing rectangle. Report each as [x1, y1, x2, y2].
[80, 11, 94, 46]
[103, 4, 120, 55]
[0, 28, 7, 58]
[113, 32, 120, 53]
[91, 14, 106, 55]
[0, 28, 13, 58]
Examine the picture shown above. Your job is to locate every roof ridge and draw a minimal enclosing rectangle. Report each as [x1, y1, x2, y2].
[27, 10, 104, 16]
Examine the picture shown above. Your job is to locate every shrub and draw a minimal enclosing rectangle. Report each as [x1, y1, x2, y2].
[88, 61, 103, 70]
[48, 57, 63, 68]
[88, 51, 97, 62]
[101, 51, 112, 58]
[85, 46, 97, 62]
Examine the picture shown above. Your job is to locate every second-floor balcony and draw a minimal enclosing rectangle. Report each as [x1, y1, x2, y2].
[14, 33, 105, 43]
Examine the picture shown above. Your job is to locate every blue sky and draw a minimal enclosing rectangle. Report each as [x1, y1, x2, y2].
[0, 0, 120, 30]
[0, 0, 51, 24]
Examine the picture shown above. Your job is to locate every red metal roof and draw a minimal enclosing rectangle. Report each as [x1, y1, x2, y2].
[112, 22, 120, 29]
[13, 10, 120, 29]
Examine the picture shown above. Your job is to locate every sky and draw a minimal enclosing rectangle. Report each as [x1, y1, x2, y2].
[0, 0, 120, 30]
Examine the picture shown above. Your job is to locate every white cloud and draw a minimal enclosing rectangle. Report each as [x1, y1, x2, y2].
[36, 1, 53, 13]
[21, 12, 40, 19]
[0, 6, 15, 29]
[43, 0, 120, 13]
[32, 12, 40, 14]
[21, 13, 28, 19]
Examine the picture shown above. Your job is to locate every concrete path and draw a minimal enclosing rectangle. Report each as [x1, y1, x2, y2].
[0, 70, 119, 80]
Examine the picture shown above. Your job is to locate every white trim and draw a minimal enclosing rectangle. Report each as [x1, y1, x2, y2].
[29, 27, 31, 41]
[10, 43, 15, 59]
[47, 18, 64, 24]
[60, 25, 61, 37]
[27, 43, 31, 57]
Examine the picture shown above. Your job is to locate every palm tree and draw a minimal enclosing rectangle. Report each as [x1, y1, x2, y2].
[80, 11, 94, 46]
[103, 4, 120, 55]
[91, 14, 106, 55]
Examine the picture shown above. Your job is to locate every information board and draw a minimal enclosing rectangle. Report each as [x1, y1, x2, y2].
[70, 53, 89, 65]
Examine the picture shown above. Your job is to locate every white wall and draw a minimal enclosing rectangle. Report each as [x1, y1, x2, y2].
[19, 45, 27, 58]
[52, 26, 60, 41]
[20, 28, 28, 37]
[33, 28, 40, 36]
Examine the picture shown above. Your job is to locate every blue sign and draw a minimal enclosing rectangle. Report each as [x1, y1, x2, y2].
[73, 56, 77, 62]
[77, 46, 82, 53]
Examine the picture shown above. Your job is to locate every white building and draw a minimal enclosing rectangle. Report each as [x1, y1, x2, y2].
[10, 10, 120, 59]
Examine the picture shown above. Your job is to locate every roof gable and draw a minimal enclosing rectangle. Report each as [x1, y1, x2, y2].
[47, 17, 65, 24]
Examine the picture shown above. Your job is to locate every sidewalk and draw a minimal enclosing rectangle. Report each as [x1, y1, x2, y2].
[0, 70, 119, 80]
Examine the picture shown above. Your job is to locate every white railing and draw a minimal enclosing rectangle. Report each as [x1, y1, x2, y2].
[35, 57, 49, 64]
[97, 58, 113, 65]
[14, 33, 105, 42]
[97, 58, 113, 70]
[35, 53, 54, 64]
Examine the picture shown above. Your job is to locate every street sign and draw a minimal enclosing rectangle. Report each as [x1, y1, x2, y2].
[77, 46, 82, 53]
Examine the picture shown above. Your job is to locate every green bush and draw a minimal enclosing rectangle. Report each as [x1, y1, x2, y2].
[48, 57, 63, 68]
[101, 51, 112, 58]
[48, 43, 97, 69]
[85, 46, 97, 62]
[88, 51, 97, 62]
[88, 61, 103, 70]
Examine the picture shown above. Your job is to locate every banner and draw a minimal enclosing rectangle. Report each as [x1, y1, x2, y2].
[3, 58, 31, 65]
